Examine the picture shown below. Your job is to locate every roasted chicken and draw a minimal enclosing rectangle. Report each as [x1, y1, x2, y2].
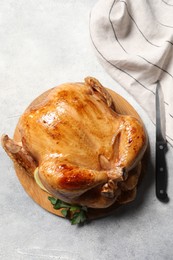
[1, 77, 147, 208]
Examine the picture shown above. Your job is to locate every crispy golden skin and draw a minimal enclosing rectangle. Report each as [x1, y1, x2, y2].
[1, 77, 147, 208]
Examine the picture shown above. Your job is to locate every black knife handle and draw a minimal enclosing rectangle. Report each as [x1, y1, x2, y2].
[156, 141, 168, 201]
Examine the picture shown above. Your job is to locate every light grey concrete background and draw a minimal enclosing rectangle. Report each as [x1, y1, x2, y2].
[0, 1, 173, 259]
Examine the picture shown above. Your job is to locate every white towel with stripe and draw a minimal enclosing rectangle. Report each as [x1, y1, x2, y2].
[90, 0, 173, 147]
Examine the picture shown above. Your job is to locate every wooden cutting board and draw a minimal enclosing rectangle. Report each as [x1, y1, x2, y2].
[13, 87, 145, 220]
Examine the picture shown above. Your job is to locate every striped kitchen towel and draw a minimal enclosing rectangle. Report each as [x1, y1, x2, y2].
[90, 0, 173, 147]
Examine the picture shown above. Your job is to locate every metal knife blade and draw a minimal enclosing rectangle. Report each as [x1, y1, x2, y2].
[156, 82, 166, 142]
[155, 82, 168, 201]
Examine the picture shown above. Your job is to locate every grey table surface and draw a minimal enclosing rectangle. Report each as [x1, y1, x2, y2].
[0, 1, 173, 260]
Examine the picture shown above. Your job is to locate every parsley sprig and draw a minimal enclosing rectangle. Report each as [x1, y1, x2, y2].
[48, 196, 88, 225]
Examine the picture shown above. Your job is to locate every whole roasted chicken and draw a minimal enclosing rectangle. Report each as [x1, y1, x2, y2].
[1, 77, 147, 208]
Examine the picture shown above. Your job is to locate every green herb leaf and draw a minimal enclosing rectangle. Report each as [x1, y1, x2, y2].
[70, 206, 81, 212]
[71, 211, 87, 225]
[49, 198, 71, 210]
[71, 212, 82, 225]
[48, 196, 88, 225]
[61, 209, 68, 217]
[53, 200, 62, 209]
[79, 210, 87, 223]
[58, 201, 71, 208]
[48, 196, 58, 205]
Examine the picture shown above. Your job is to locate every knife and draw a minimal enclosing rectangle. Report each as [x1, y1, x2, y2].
[155, 81, 168, 201]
